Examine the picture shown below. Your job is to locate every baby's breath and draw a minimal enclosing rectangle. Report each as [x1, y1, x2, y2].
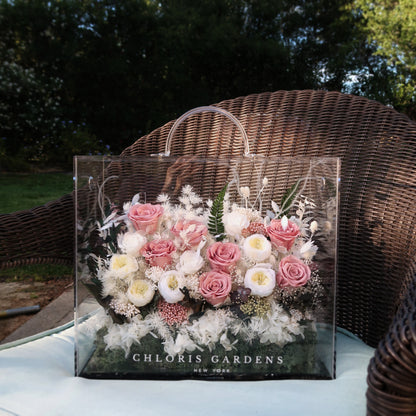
[240, 296, 271, 318]
[181, 185, 193, 195]
[109, 298, 141, 319]
[85, 178, 331, 361]
[156, 193, 170, 203]
[145, 266, 165, 284]
[184, 272, 204, 299]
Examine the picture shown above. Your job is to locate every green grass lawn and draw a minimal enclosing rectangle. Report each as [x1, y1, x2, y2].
[0, 172, 74, 280]
[0, 172, 73, 214]
[0, 263, 73, 282]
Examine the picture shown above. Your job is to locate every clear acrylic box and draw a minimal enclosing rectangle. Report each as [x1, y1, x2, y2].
[74, 153, 339, 380]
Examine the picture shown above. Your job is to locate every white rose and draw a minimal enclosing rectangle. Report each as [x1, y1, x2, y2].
[178, 250, 204, 275]
[109, 254, 138, 279]
[127, 279, 155, 307]
[118, 232, 147, 256]
[243, 234, 272, 262]
[223, 211, 250, 238]
[158, 270, 185, 303]
[244, 267, 276, 297]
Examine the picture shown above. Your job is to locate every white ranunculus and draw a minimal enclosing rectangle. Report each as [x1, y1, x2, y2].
[158, 270, 185, 303]
[178, 250, 204, 275]
[223, 211, 250, 238]
[127, 279, 155, 307]
[118, 232, 147, 256]
[243, 234, 272, 262]
[244, 267, 276, 297]
[109, 254, 138, 279]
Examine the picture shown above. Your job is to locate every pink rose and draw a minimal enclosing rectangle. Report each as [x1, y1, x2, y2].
[199, 270, 232, 306]
[128, 203, 163, 234]
[277, 255, 311, 288]
[171, 220, 208, 249]
[140, 240, 176, 268]
[207, 242, 241, 272]
[267, 218, 300, 251]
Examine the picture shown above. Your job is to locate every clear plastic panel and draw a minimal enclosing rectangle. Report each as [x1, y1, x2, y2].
[75, 155, 339, 380]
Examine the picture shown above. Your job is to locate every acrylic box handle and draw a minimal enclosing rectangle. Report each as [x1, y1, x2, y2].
[155, 106, 252, 157]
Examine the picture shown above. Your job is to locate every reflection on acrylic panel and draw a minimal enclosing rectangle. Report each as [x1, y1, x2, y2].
[74, 155, 339, 380]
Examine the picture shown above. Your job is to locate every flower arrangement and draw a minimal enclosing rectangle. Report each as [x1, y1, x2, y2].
[79, 177, 331, 373]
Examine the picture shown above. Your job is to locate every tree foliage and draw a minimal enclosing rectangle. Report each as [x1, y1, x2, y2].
[0, 0, 414, 169]
[0, 43, 63, 158]
[352, 0, 416, 117]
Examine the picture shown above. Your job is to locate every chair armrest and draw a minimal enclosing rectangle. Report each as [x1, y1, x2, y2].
[0, 193, 74, 269]
[367, 261, 416, 415]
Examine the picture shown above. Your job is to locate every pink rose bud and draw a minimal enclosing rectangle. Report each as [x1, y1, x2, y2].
[266, 218, 300, 252]
[128, 203, 163, 234]
[171, 220, 208, 249]
[199, 270, 232, 306]
[207, 242, 241, 272]
[277, 255, 311, 288]
[140, 239, 176, 268]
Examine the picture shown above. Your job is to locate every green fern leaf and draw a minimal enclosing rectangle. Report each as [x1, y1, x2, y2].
[279, 180, 300, 218]
[208, 184, 228, 241]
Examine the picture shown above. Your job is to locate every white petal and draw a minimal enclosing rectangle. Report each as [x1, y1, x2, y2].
[244, 267, 276, 297]
[158, 270, 185, 303]
[281, 215, 289, 231]
[127, 279, 155, 307]
[243, 234, 272, 262]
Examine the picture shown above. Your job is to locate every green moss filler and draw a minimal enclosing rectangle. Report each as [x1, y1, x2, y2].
[80, 323, 328, 380]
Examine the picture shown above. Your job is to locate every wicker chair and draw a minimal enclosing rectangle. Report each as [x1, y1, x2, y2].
[1, 90, 415, 414]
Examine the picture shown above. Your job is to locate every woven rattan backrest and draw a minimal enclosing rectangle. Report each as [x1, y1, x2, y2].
[119, 90, 416, 346]
[1, 90, 415, 346]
